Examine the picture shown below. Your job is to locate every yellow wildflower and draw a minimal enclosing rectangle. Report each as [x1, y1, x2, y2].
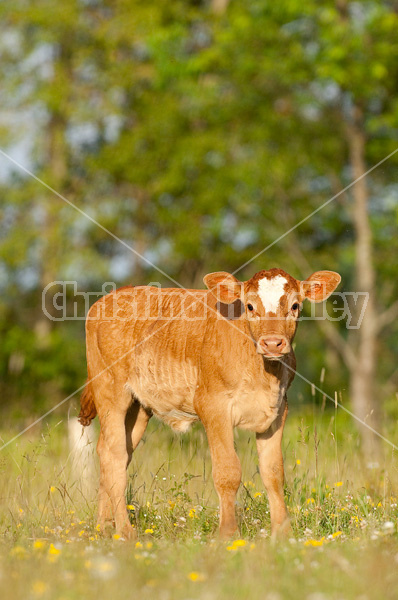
[48, 543, 61, 562]
[188, 571, 205, 582]
[127, 505, 135, 511]
[253, 492, 262, 498]
[227, 539, 247, 551]
[33, 540, 46, 550]
[48, 543, 60, 555]
[50, 486, 56, 494]
[145, 528, 154, 534]
[304, 537, 325, 547]
[306, 498, 315, 504]
[135, 541, 143, 549]
[334, 482, 343, 487]
[332, 531, 342, 538]
[113, 534, 121, 540]
[296, 459, 301, 465]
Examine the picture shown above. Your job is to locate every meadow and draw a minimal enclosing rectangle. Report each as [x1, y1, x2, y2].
[0, 404, 397, 600]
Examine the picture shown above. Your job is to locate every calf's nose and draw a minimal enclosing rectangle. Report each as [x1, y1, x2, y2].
[260, 336, 287, 355]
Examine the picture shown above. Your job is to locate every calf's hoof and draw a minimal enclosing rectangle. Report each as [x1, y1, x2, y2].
[271, 518, 292, 541]
[118, 522, 137, 541]
[218, 525, 239, 540]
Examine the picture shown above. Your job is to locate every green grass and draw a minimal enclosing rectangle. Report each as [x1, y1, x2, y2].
[0, 408, 397, 599]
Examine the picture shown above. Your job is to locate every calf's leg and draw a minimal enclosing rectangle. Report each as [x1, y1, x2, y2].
[96, 429, 113, 528]
[125, 402, 151, 466]
[97, 401, 150, 536]
[256, 400, 290, 537]
[201, 411, 241, 538]
[97, 405, 135, 539]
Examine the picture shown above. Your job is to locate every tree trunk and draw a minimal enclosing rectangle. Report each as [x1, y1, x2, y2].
[211, 0, 230, 15]
[346, 107, 381, 462]
[35, 39, 70, 344]
[35, 111, 67, 344]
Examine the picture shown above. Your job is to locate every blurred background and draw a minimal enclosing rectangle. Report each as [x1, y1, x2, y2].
[0, 0, 397, 458]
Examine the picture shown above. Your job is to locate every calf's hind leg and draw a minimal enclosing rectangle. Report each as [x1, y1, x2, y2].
[97, 399, 151, 538]
[96, 429, 113, 528]
[97, 406, 135, 539]
[125, 401, 151, 466]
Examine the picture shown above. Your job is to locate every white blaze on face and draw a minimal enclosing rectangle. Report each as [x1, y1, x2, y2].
[257, 275, 288, 314]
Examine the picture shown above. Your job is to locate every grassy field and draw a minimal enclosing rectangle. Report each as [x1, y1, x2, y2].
[0, 406, 397, 600]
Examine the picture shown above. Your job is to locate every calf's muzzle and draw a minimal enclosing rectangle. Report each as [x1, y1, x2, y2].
[257, 336, 289, 358]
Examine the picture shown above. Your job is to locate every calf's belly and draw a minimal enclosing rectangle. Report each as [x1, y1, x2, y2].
[128, 356, 199, 432]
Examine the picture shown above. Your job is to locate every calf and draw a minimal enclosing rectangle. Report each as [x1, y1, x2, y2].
[79, 268, 341, 539]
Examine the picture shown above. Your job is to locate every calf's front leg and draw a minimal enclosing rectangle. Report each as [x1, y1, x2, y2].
[201, 411, 242, 538]
[256, 400, 290, 537]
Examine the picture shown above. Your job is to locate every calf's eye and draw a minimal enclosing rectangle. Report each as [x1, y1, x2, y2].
[247, 303, 254, 312]
[292, 303, 299, 311]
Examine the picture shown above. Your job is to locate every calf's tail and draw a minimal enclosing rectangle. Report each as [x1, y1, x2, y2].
[78, 380, 97, 426]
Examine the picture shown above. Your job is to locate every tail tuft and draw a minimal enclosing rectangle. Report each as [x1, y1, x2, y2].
[78, 381, 97, 426]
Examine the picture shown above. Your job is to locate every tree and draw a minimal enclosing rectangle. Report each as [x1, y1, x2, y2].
[0, 0, 397, 441]
[265, 1, 398, 459]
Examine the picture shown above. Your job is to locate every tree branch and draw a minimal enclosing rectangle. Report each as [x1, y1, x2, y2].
[211, 0, 230, 14]
[375, 299, 398, 333]
[316, 318, 358, 371]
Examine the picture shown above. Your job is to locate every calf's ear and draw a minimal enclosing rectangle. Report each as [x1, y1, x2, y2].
[301, 271, 341, 303]
[203, 271, 243, 304]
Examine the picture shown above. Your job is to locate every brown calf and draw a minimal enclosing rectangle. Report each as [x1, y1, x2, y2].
[79, 268, 341, 539]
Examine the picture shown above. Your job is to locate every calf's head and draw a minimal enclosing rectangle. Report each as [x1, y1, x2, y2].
[204, 268, 341, 360]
